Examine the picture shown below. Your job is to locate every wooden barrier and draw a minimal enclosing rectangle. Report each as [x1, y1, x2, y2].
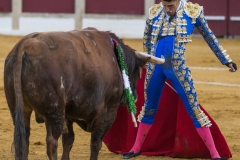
[228, 0, 240, 36]
[0, 0, 11, 12]
[0, 0, 239, 36]
[1, 0, 153, 30]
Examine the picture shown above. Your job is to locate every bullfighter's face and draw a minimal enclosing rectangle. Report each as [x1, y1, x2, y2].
[162, 0, 180, 16]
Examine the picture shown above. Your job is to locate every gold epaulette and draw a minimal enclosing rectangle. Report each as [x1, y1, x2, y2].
[183, 1, 202, 18]
[149, 3, 163, 20]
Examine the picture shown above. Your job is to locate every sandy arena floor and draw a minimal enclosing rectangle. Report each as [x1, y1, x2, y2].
[0, 34, 239, 160]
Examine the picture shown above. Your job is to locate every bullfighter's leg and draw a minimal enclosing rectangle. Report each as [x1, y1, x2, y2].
[45, 112, 65, 160]
[165, 65, 211, 128]
[123, 64, 166, 158]
[61, 120, 74, 160]
[165, 64, 221, 158]
[90, 105, 118, 160]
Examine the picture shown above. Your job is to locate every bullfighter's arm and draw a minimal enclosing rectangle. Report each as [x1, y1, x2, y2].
[195, 10, 232, 65]
[143, 18, 153, 54]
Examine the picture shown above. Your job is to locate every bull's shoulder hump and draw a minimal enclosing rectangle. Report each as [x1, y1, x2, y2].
[149, 3, 163, 20]
[183, 1, 203, 18]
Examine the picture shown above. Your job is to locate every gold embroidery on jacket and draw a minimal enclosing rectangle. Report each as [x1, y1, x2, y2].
[149, 3, 163, 20]
[184, 2, 202, 18]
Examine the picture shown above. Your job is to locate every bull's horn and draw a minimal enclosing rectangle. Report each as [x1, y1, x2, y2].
[135, 51, 165, 64]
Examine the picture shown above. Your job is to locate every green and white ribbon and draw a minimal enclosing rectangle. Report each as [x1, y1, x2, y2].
[113, 39, 137, 127]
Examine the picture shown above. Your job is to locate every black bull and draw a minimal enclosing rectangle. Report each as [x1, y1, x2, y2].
[4, 28, 162, 160]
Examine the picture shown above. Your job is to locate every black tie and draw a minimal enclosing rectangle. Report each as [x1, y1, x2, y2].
[169, 13, 176, 23]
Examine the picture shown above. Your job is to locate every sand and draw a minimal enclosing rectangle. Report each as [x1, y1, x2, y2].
[0, 34, 239, 160]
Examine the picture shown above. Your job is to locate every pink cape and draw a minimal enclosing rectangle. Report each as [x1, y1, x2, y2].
[103, 69, 232, 159]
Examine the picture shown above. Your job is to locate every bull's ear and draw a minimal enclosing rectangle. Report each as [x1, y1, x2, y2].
[134, 51, 165, 65]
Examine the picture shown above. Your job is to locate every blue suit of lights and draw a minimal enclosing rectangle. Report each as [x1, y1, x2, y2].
[138, 1, 232, 128]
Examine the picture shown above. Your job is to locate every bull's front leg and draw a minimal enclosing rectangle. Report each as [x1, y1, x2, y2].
[90, 130, 103, 160]
[90, 109, 118, 160]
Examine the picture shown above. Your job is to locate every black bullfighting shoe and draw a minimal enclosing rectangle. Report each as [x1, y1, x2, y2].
[122, 151, 140, 159]
[212, 158, 227, 160]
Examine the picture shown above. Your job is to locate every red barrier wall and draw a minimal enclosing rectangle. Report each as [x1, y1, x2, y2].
[192, 0, 227, 36]
[22, 0, 74, 13]
[0, 0, 11, 12]
[0, 0, 239, 36]
[85, 0, 144, 15]
[228, 0, 240, 36]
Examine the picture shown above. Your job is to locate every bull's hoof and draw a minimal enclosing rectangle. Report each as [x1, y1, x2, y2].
[36, 118, 45, 123]
[122, 152, 140, 159]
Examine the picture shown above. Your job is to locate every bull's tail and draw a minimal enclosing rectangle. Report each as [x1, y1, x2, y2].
[12, 44, 28, 159]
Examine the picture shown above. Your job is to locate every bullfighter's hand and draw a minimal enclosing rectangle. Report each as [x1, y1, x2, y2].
[225, 62, 237, 72]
